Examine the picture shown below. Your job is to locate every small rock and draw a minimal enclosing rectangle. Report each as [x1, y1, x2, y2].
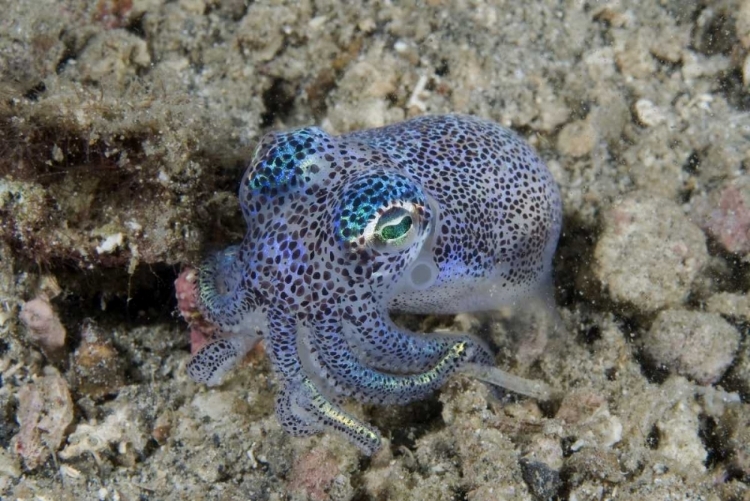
[594, 193, 708, 312]
[77, 31, 151, 87]
[287, 445, 353, 501]
[556, 390, 606, 426]
[719, 403, 750, 478]
[60, 398, 148, 464]
[567, 481, 607, 501]
[520, 437, 565, 499]
[562, 447, 624, 487]
[706, 292, 750, 322]
[621, 126, 689, 200]
[0, 446, 20, 482]
[691, 177, 750, 256]
[705, 292, 750, 323]
[655, 399, 707, 475]
[11, 367, 74, 469]
[73, 320, 126, 399]
[151, 411, 173, 445]
[524, 436, 563, 471]
[95, 232, 124, 255]
[725, 336, 750, 397]
[520, 458, 562, 501]
[740, 1, 750, 49]
[557, 118, 597, 158]
[615, 37, 656, 79]
[643, 309, 740, 385]
[633, 99, 667, 127]
[556, 390, 623, 450]
[191, 391, 237, 422]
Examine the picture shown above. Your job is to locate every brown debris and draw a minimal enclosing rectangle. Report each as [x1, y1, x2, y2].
[11, 367, 74, 470]
[72, 320, 126, 399]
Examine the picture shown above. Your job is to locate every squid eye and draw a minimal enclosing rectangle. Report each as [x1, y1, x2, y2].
[376, 208, 413, 243]
[366, 204, 419, 250]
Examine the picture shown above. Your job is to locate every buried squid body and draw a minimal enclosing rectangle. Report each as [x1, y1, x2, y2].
[187, 114, 562, 454]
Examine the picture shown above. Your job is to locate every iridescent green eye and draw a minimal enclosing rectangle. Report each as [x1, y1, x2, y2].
[379, 214, 412, 240]
[373, 207, 415, 246]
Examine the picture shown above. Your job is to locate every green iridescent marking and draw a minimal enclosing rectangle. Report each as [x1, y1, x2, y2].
[350, 341, 467, 395]
[377, 214, 412, 242]
[302, 379, 382, 453]
[405, 341, 467, 387]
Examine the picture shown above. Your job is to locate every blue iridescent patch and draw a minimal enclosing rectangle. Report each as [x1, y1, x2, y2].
[246, 128, 324, 194]
[335, 171, 425, 243]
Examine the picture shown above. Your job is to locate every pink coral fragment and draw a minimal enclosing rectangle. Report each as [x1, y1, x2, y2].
[12, 368, 74, 470]
[175, 267, 265, 361]
[19, 296, 66, 358]
[693, 180, 750, 255]
[707, 185, 750, 254]
[288, 446, 341, 501]
[175, 267, 217, 354]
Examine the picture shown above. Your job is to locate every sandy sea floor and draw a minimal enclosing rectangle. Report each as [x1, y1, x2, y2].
[1, 0, 750, 499]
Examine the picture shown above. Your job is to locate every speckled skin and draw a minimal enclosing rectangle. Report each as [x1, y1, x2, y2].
[187, 115, 562, 454]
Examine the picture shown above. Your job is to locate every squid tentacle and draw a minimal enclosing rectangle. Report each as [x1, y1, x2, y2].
[305, 313, 494, 405]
